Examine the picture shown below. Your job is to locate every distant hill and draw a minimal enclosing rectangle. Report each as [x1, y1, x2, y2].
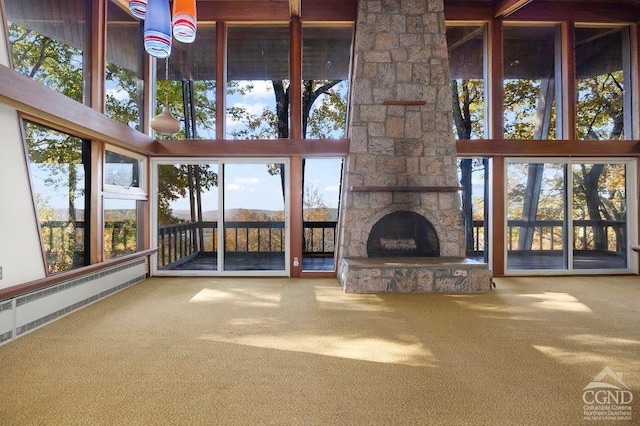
[49, 207, 339, 223]
[171, 208, 338, 222]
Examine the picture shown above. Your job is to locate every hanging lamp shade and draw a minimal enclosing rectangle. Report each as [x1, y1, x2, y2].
[151, 106, 181, 135]
[144, 0, 172, 58]
[172, 0, 197, 43]
[129, 0, 147, 19]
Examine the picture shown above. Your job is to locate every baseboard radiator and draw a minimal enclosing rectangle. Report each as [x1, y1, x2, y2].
[0, 258, 147, 346]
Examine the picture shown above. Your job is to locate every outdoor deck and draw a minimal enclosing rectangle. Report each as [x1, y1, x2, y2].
[40, 218, 630, 274]
[168, 253, 335, 271]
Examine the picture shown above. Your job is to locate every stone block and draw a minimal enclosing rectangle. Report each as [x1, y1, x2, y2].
[368, 137, 395, 155]
[385, 116, 405, 138]
[375, 33, 399, 50]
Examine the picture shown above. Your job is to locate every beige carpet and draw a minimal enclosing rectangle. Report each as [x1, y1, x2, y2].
[0, 276, 638, 425]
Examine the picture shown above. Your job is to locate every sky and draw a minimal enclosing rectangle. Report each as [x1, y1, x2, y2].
[164, 158, 343, 213]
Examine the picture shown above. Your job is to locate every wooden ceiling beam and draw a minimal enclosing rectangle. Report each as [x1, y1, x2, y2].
[494, 0, 532, 18]
[445, 1, 495, 21]
[196, 2, 290, 22]
[507, 1, 640, 22]
[194, 0, 357, 22]
[290, 0, 301, 18]
[0, 65, 155, 155]
[446, 1, 640, 23]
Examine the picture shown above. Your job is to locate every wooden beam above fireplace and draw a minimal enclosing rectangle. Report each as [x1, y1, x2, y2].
[349, 186, 463, 192]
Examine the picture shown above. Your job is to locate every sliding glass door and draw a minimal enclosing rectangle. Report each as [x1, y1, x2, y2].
[505, 159, 636, 274]
[152, 159, 289, 275]
[223, 162, 287, 272]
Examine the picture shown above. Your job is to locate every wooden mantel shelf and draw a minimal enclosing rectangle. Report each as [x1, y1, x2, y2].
[382, 100, 426, 106]
[350, 186, 463, 192]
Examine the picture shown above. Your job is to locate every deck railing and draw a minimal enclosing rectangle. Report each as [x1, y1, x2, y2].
[42, 219, 626, 270]
[157, 220, 338, 268]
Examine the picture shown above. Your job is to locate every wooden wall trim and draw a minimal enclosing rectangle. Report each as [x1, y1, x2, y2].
[0, 65, 155, 155]
[491, 156, 505, 275]
[90, 0, 106, 112]
[561, 21, 576, 140]
[0, 249, 156, 302]
[631, 24, 640, 140]
[457, 139, 640, 157]
[90, 141, 105, 264]
[289, 156, 303, 277]
[216, 21, 226, 140]
[152, 138, 350, 157]
[489, 19, 504, 140]
[290, 16, 302, 139]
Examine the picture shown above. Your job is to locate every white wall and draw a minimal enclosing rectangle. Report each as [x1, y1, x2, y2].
[0, 8, 47, 288]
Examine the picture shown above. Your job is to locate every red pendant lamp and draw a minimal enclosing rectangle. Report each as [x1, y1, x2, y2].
[172, 0, 197, 43]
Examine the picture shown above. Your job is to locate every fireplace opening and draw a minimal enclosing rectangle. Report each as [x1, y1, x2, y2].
[367, 211, 439, 257]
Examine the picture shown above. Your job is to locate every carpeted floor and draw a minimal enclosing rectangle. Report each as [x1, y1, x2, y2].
[0, 276, 638, 425]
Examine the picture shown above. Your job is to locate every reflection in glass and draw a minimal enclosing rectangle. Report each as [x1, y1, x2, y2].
[507, 162, 566, 270]
[302, 158, 343, 271]
[25, 121, 88, 274]
[105, 150, 140, 188]
[447, 25, 486, 139]
[575, 27, 627, 140]
[5, 0, 86, 103]
[106, 0, 144, 130]
[156, 163, 219, 270]
[104, 199, 138, 259]
[226, 25, 290, 139]
[302, 25, 353, 139]
[155, 24, 217, 140]
[503, 26, 557, 140]
[223, 163, 286, 271]
[572, 163, 627, 269]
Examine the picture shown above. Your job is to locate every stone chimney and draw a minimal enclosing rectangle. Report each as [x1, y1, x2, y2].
[336, 0, 491, 293]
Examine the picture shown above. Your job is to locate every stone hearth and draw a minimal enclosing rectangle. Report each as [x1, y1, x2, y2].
[336, 0, 491, 293]
[338, 257, 492, 293]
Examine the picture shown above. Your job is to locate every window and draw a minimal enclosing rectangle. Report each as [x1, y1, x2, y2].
[24, 121, 89, 274]
[458, 158, 489, 261]
[5, 0, 87, 104]
[106, 0, 145, 130]
[155, 24, 217, 140]
[302, 158, 343, 271]
[302, 25, 353, 139]
[503, 25, 558, 140]
[103, 148, 146, 260]
[447, 24, 486, 139]
[575, 26, 629, 140]
[226, 25, 290, 139]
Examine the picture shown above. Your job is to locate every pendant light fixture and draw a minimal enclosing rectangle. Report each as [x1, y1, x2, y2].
[172, 0, 198, 43]
[128, 0, 147, 19]
[150, 59, 181, 135]
[144, 0, 172, 58]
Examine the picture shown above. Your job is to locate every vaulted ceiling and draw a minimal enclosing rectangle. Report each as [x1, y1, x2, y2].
[185, 0, 640, 22]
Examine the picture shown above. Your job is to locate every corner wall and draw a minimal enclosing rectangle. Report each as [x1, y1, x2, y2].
[0, 6, 47, 288]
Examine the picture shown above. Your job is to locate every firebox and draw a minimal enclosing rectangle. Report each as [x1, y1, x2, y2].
[366, 211, 439, 257]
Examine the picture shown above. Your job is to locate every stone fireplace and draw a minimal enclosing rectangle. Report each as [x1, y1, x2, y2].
[336, 0, 491, 293]
[367, 211, 439, 257]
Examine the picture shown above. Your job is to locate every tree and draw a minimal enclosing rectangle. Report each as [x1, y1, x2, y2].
[451, 78, 486, 255]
